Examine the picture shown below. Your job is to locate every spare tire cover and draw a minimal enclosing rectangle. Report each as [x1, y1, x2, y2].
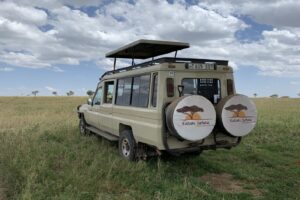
[216, 94, 257, 137]
[166, 95, 216, 141]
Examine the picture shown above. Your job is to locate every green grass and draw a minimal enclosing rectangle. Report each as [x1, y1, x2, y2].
[0, 97, 299, 200]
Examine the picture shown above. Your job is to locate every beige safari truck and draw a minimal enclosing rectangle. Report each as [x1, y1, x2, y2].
[77, 39, 257, 161]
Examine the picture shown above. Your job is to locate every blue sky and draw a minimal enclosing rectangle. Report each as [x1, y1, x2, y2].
[0, 0, 299, 97]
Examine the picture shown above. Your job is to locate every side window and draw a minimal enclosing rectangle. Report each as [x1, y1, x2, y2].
[151, 74, 158, 107]
[132, 75, 150, 107]
[116, 74, 150, 107]
[116, 78, 132, 106]
[92, 87, 102, 105]
[104, 81, 114, 104]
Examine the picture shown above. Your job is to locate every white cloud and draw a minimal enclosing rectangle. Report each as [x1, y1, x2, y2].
[97, 58, 131, 71]
[52, 66, 64, 72]
[0, 2, 47, 25]
[0, 0, 299, 77]
[45, 86, 56, 92]
[290, 81, 300, 85]
[198, 0, 300, 28]
[0, 67, 14, 72]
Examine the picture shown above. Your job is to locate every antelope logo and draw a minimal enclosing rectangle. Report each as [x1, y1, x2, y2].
[225, 104, 247, 118]
[176, 105, 204, 120]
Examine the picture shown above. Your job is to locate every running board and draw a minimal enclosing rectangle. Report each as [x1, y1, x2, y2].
[86, 126, 119, 141]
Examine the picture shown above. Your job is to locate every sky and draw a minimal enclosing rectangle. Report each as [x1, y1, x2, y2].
[0, 0, 299, 97]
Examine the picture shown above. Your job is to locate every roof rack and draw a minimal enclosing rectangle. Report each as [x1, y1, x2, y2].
[105, 39, 190, 71]
[100, 57, 228, 80]
[106, 39, 189, 59]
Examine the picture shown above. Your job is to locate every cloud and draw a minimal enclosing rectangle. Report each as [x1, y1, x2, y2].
[0, 67, 14, 72]
[199, 0, 300, 28]
[0, 2, 47, 25]
[52, 66, 64, 72]
[45, 86, 56, 92]
[0, 0, 299, 77]
[290, 81, 300, 85]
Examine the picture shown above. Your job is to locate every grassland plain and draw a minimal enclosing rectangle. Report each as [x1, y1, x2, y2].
[0, 97, 299, 200]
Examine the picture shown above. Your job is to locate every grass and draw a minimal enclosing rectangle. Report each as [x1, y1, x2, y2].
[0, 97, 299, 200]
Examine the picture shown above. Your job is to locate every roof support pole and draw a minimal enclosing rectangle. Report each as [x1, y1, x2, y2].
[174, 50, 178, 58]
[113, 57, 116, 72]
[131, 47, 135, 66]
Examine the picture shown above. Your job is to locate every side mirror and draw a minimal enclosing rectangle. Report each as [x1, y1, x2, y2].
[87, 98, 92, 105]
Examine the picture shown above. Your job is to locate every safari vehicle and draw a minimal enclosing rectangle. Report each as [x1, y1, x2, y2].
[77, 39, 257, 161]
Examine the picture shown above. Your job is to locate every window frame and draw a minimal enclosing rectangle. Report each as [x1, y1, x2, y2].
[151, 73, 158, 107]
[103, 81, 115, 104]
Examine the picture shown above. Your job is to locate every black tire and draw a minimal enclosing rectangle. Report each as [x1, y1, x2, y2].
[118, 130, 137, 161]
[188, 150, 202, 156]
[79, 116, 89, 135]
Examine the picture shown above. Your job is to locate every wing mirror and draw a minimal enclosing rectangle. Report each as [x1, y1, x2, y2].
[87, 98, 92, 105]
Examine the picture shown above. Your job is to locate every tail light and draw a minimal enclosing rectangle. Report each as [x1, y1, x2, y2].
[166, 78, 174, 97]
[227, 79, 234, 95]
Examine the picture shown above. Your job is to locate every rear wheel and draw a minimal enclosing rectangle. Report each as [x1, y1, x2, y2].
[188, 149, 202, 156]
[118, 130, 137, 161]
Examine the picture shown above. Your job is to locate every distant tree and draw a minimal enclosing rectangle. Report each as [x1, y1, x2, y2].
[253, 93, 257, 98]
[86, 90, 94, 96]
[270, 94, 278, 98]
[298, 93, 300, 97]
[32, 90, 39, 96]
[67, 91, 74, 96]
[52, 91, 57, 96]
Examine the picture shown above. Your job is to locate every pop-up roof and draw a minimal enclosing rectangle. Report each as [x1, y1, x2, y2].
[105, 39, 190, 59]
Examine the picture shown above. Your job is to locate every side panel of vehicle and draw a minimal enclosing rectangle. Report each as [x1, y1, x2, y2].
[110, 72, 163, 147]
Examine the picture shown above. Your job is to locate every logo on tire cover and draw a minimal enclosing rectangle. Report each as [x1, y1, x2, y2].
[225, 104, 247, 118]
[176, 105, 211, 126]
[225, 104, 254, 123]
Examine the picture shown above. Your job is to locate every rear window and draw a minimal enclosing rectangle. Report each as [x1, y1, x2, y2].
[182, 78, 221, 104]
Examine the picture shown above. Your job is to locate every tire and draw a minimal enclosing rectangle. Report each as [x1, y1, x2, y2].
[79, 116, 89, 135]
[188, 150, 202, 156]
[118, 130, 137, 161]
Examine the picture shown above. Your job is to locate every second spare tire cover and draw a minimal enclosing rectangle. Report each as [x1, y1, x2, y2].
[166, 95, 216, 141]
[216, 94, 257, 137]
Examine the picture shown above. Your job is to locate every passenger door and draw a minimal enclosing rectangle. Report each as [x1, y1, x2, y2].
[98, 81, 115, 133]
[85, 86, 103, 129]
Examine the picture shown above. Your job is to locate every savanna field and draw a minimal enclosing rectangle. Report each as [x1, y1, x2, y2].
[0, 97, 299, 200]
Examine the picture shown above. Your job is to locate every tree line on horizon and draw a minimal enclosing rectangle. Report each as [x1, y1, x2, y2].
[30, 90, 75, 96]
[254, 93, 300, 98]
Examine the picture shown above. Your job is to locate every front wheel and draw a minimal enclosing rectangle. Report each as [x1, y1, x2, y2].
[118, 130, 137, 161]
[79, 116, 89, 135]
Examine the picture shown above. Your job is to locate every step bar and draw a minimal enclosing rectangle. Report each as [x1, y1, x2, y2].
[86, 126, 119, 141]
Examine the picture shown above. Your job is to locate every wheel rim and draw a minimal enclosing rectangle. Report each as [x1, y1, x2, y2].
[121, 138, 130, 157]
[80, 120, 85, 134]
